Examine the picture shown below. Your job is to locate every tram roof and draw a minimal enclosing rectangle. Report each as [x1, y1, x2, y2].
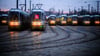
[94, 15, 100, 17]
[32, 9, 45, 13]
[60, 15, 67, 17]
[9, 8, 22, 12]
[9, 8, 28, 15]
[1, 14, 8, 17]
[83, 15, 90, 17]
[71, 15, 78, 17]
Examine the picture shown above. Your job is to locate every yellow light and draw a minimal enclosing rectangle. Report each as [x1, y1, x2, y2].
[10, 22, 14, 26]
[72, 21, 78, 24]
[2, 20, 7, 24]
[61, 17, 64, 20]
[15, 22, 19, 26]
[84, 21, 90, 24]
[61, 21, 66, 24]
[32, 21, 42, 26]
[10, 21, 20, 26]
[50, 20, 55, 24]
[95, 21, 100, 24]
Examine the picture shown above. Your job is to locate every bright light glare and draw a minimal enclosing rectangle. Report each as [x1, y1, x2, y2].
[32, 22, 42, 26]
[10, 21, 20, 26]
[61, 21, 66, 24]
[95, 21, 100, 24]
[84, 21, 90, 24]
[72, 21, 78, 24]
[2, 20, 7, 23]
[50, 20, 55, 24]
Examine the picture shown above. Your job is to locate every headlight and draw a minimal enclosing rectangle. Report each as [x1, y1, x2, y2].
[72, 21, 78, 24]
[95, 21, 100, 24]
[84, 21, 90, 24]
[50, 20, 55, 24]
[9, 21, 20, 26]
[61, 21, 66, 24]
[2, 20, 7, 24]
[32, 21, 42, 26]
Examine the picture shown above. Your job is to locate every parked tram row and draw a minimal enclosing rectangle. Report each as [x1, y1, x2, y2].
[47, 14, 100, 26]
[0, 8, 100, 31]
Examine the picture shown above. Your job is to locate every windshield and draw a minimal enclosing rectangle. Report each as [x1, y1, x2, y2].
[48, 16, 56, 20]
[84, 17, 90, 20]
[95, 17, 100, 20]
[72, 17, 78, 20]
[31, 12, 42, 20]
[9, 12, 19, 21]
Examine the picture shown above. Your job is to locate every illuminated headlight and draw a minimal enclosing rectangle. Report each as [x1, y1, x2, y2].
[61, 21, 66, 24]
[9, 21, 20, 26]
[2, 20, 7, 24]
[32, 22, 42, 26]
[84, 21, 90, 24]
[95, 21, 100, 24]
[72, 21, 78, 24]
[50, 20, 55, 24]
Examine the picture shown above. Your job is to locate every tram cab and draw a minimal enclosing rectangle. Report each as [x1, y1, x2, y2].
[8, 8, 29, 30]
[48, 15, 56, 26]
[30, 9, 46, 30]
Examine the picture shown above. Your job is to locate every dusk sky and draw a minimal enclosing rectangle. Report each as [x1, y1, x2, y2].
[0, 0, 98, 12]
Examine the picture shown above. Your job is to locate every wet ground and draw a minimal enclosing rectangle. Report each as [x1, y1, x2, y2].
[0, 25, 100, 56]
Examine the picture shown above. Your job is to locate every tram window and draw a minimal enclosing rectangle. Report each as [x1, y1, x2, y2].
[32, 12, 41, 20]
[73, 18, 77, 21]
[35, 14, 39, 19]
[61, 17, 66, 21]
[41, 13, 44, 20]
[84, 17, 90, 21]
[20, 13, 24, 22]
[10, 15, 18, 21]
[67, 17, 72, 22]
[95, 18, 99, 20]
[9, 12, 19, 21]
[50, 17, 56, 20]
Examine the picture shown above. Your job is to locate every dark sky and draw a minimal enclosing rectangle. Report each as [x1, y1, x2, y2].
[0, 0, 98, 12]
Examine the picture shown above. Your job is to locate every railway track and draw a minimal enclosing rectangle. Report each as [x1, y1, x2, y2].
[0, 26, 100, 53]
